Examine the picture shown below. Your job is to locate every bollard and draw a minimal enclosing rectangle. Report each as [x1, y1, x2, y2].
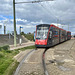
[19, 38, 22, 45]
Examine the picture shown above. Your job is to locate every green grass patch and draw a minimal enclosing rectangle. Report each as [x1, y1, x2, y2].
[0, 50, 18, 75]
[0, 52, 4, 58]
[3, 61, 19, 75]
[0, 45, 35, 75]
[0, 45, 9, 51]
[0, 59, 13, 74]
[21, 32, 34, 41]
[15, 45, 35, 51]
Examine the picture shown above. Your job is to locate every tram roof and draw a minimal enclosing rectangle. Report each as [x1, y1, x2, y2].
[36, 24, 71, 32]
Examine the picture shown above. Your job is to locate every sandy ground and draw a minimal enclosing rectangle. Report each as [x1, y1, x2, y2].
[45, 39, 75, 75]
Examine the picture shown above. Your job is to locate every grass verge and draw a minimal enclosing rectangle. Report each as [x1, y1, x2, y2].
[0, 45, 35, 75]
[15, 45, 35, 51]
[3, 61, 19, 75]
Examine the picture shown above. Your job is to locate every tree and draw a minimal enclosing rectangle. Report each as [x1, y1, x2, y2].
[21, 32, 24, 35]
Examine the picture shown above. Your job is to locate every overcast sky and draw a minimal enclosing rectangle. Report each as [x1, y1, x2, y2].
[0, 0, 75, 34]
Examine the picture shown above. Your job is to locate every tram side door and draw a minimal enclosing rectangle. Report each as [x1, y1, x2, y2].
[59, 29, 61, 42]
[48, 30, 52, 46]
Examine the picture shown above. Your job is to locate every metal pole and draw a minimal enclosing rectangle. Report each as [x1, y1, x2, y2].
[20, 26, 21, 34]
[4, 26, 6, 34]
[68, 25, 69, 31]
[62, 26, 63, 29]
[13, 0, 17, 46]
[57, 19, 59, 27]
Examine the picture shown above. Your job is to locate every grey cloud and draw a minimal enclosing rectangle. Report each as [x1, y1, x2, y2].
[0, 0, 75, 34]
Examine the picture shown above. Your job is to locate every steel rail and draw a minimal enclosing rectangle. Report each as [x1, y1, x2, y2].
[42, 48, 49, 75]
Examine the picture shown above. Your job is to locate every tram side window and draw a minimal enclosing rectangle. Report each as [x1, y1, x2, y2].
[53, 31, 58, 35]
[69, 33, 71, 35]
[53, 28, 58, 35]
[62, 31, 65, 37]
[55, 31, 58, 35]
[49, 31, 52, 38]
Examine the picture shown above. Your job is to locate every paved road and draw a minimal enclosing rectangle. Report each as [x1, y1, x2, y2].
[45, 39, 75, 75]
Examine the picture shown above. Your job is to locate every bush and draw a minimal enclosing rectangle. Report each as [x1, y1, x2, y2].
[21, 32, 34, 41]
[21, 32, 24, 35]
[5, 50, 12, 53]
[24, 34, 34, 41]
[0, 45, 9, 51]
[2, 45, 9, 50]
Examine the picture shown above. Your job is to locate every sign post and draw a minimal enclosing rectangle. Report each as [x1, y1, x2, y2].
[20, 26, 23, 34]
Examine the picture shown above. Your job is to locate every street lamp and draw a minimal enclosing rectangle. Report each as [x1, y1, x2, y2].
[13, 0, 54, 46]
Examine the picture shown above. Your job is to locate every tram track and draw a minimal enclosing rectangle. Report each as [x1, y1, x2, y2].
[14, 48, 50, 75]
[14, 49, 35, 75]
[42, 48, 49, 75]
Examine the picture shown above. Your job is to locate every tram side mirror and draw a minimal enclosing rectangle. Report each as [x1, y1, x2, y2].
[49, 31, 52, 38]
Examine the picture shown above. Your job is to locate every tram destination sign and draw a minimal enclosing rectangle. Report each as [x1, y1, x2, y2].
[38, 27, 48, 30]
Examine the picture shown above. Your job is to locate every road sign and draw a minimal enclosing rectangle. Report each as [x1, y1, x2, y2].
[20, 26, 23, 28]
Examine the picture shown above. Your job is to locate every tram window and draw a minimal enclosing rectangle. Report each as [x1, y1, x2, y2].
[49, 31, 52, 38]
[53, 31, 58, 35]
[62, 32, 64, 36]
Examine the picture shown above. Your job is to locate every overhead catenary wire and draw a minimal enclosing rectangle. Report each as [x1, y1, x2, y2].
[46, 1, 75, 27]
[45, 2, 63, 20]
[38, 2, 64, 28]
[39, 3, 69, 28]
[44, 2, 72, 29]
[44, 1, 65, 26]
[43, 1, 71, 28]
[43, 1, 59, 19]
[38, 3, 58, 21]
